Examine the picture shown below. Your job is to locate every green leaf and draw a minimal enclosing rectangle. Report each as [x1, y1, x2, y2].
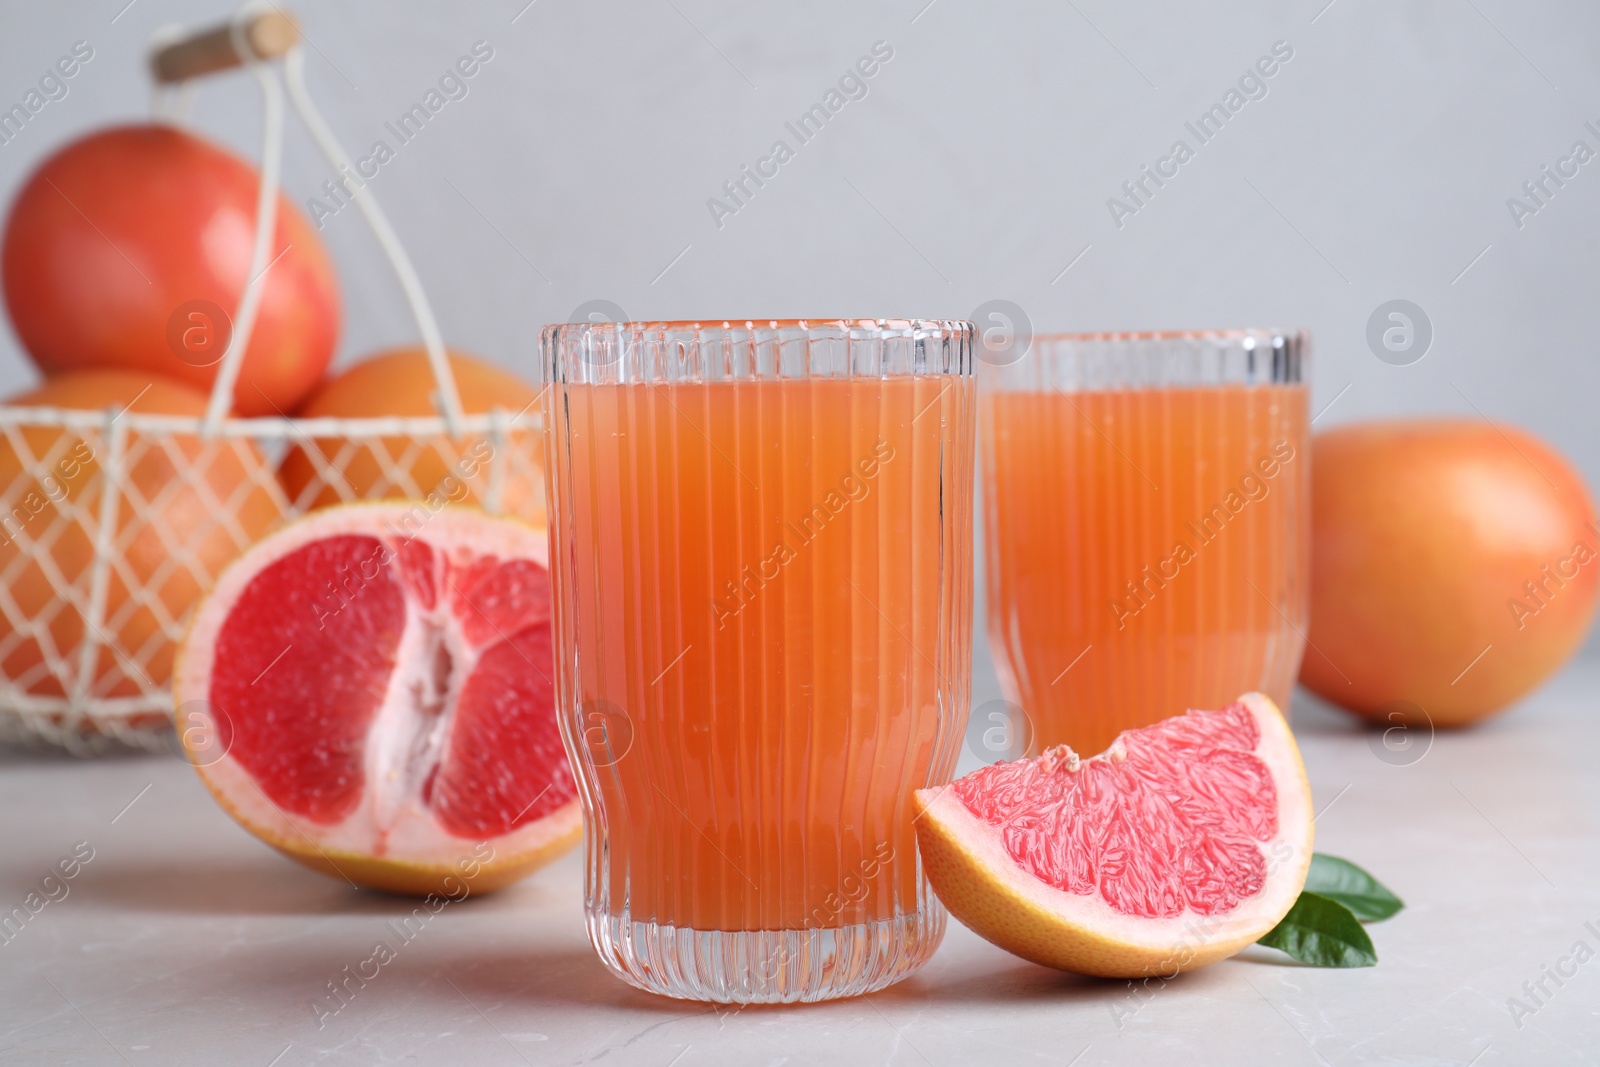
[1257, 892, 1377, 967]
[1304, 854, 1404, 922]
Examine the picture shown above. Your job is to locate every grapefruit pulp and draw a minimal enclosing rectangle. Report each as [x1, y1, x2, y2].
[174, 503, 579, 895]
[914, 693, 1312, 977]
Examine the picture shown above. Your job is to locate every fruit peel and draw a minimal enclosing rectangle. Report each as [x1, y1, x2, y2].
[914, 693, 1313, 978]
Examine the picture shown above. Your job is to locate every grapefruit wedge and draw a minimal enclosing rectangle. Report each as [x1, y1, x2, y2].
[914, 693, 1312, 978]
[173, 503, 580, 896]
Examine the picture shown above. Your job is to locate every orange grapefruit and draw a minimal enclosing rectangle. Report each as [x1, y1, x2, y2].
[1, 124, 340, 416]
[1302, 419, 1599, 726]
[173, 502, 579, 896]
[0, 369, 278, 705]
[915, 693, 1311, 978]
[277, 348, 544, 525]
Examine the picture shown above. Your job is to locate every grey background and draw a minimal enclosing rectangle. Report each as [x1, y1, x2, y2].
[2, 0, 1597, 695]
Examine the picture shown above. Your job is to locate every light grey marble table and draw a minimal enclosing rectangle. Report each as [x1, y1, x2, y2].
[2, 662, 1597, 1066]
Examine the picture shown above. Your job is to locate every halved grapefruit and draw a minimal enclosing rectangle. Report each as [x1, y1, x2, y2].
[173, 502, 580, 896]
[914, 693, 1312, 978]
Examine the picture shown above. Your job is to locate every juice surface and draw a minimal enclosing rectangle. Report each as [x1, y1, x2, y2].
[982, 384, 1309, 756]
[549, 376, 973, 932]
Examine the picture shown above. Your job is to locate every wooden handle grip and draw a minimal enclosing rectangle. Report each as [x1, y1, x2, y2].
[150, 11, 299, 83]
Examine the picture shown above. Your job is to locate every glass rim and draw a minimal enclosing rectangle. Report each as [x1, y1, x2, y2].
[541, 318, 975, 384]
[544, 317, 972, 337]
[1029, 327, 1304, 346]
[981, 326, 1307, 389]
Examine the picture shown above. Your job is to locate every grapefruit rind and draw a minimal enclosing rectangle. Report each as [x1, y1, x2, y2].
[173, 502, 580, 897]
[250, 814, 581, 898]
[913, 693, 1313, 978]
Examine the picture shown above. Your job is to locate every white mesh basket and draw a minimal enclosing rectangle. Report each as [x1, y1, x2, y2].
[0, 8, 542, 753]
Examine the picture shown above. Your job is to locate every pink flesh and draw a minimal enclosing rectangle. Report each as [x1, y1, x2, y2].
[211, 532, 575, 837]
[951, 703, 1276, 918]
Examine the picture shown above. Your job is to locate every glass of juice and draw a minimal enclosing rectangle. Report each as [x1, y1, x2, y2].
[540, 318, 976, 1003]
[981, 328, 1309, 757]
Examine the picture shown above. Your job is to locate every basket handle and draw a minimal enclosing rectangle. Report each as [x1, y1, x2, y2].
[150, 10, 298, 84]
[151, 4, 467, 436]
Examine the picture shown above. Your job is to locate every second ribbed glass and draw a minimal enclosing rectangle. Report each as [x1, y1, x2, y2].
[982, 329, 1310, 757]
[540, 319, 975, 1003]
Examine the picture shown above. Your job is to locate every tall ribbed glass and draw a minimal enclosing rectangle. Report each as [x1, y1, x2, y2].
[981, 329, 1309, 757]
[540, 319, 975, 1003]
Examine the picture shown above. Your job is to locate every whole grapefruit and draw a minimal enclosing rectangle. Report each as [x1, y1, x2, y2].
[0, 370, 279, 704]
[1301, 419, 1598, 726]
[278, 348, 543, 524]
[1, 124, 340, 416]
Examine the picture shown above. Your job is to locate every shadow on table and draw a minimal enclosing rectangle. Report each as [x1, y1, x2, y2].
[447, 939, 1126, 1015]
[445, 946, 697, 1016]
[0, 740, 169, 765]
[61, 855, 482, 918]
[876, 954, 1106, 1007]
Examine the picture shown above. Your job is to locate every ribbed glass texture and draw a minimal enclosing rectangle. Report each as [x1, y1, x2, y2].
[541, 319, 976, 1003]
[981, 329, 1310, 757]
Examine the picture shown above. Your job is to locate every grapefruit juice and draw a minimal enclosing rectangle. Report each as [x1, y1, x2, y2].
[981, 332, 1310, 756]
[542, 320, 975, 1002]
